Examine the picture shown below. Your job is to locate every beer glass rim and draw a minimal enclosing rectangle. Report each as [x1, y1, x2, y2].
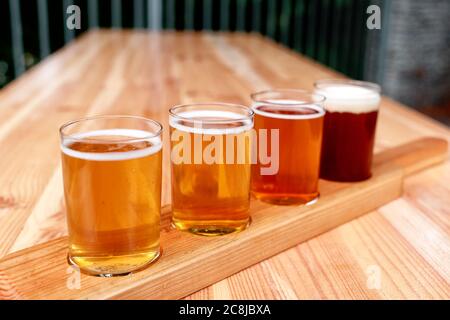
[250, 89, 326, 106]
[59, 115, 163, 143]
[314, 79, 381, 94]
[169, 102, 254, 124]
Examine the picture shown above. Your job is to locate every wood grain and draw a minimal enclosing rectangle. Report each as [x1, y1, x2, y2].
[0, 137, 447, 299]
[0, 137, 445, 300]
[0, 30, 449, 299]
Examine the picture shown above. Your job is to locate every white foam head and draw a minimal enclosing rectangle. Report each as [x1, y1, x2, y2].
[169, 110, 253, 135]
[61, 129, 162, 161]
[252, 100, 325, 120]
[315, 84, 381, 113]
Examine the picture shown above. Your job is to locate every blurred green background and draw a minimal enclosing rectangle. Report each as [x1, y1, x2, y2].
[1, 0, 449, 124]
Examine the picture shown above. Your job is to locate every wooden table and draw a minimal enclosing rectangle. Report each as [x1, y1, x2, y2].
[0, 30, 448, 299]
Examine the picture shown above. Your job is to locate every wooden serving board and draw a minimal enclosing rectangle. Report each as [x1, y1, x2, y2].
[0, 137, 447, 300]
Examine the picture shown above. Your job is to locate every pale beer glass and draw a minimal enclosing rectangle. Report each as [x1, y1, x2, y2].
[60, 115, 162, 276]
[169, 103, 254, 236]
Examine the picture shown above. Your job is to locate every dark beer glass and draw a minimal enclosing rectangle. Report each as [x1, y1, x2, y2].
[315, 79, 381, 182]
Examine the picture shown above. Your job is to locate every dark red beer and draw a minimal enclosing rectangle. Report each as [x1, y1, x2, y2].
[320, 110, 378, 181]
[315, 80, 381, 182]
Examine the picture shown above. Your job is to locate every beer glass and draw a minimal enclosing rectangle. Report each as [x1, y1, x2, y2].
[169, 103, 254, 236]
[315, 79, 381, 182]
[251, 89, 325, 205]
[60, 115, 162, 276]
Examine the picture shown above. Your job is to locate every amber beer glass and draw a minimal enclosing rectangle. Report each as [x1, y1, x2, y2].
[60, 116, 162, 276]
[251, 90, 325, 205]
[169, 103, 254, 236]
[315, 80, 381, 182]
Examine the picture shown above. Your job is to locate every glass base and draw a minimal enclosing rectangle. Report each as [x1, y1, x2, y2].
[253, 192, 319, 206]
[320, 173, 372, 182]
[68, 249, 160, 277]
[172, 218, 250, 236]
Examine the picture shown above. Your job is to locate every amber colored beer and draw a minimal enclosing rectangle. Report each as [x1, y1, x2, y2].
[251, 90, 325, 205]
[60, 116, 162, 276]
[169, 104, 253, 236]
[315, 80, 381, 182]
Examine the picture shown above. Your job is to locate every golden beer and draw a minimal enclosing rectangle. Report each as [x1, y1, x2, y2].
[251, 90, 325, 205]
[60, 116, 162, 276]
[169, 103, 254, 236]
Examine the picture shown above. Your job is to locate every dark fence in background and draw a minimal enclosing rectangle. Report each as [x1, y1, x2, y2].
[0, 0, 372, 88]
